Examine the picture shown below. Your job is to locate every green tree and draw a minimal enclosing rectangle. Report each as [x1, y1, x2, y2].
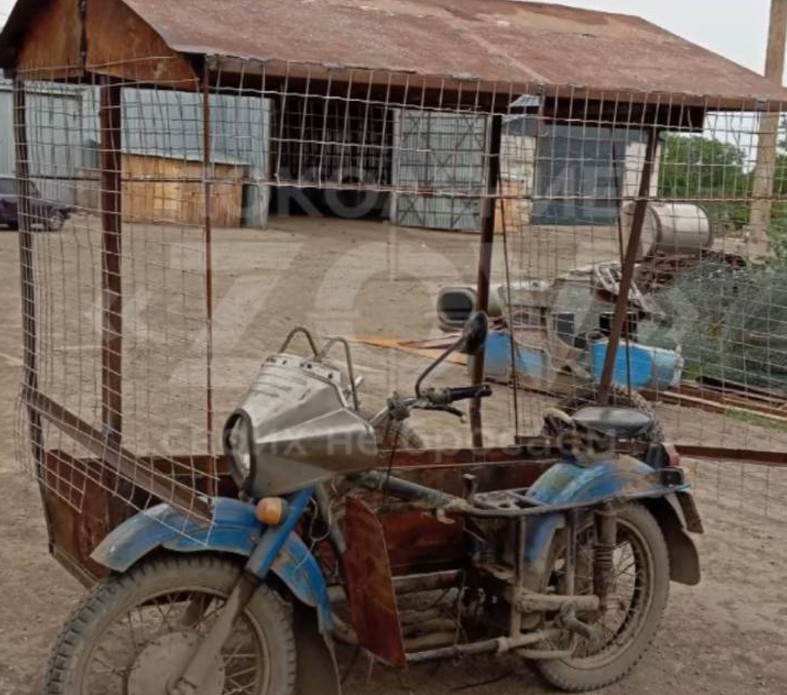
[767, 154, 787, 260]
[659, 134, 750, 230]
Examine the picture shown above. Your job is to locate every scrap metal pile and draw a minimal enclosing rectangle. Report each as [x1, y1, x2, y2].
[434, 242, 787, 422]
[644, 257, 787, 392]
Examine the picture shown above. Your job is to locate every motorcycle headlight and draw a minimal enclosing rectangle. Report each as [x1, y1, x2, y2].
[223, 410, 255, 493]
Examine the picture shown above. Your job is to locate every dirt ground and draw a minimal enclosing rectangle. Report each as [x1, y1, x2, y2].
[0, 216, 785, 694]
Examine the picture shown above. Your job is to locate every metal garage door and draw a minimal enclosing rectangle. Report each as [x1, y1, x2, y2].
[393, 110, 488, 231]
[532, 124, 643, 226]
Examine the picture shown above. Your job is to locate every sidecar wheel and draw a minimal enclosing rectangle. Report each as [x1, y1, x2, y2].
[45, 555, 296, 695]
[535, 503, 670, 692]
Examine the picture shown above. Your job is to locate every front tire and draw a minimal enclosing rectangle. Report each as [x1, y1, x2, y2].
[535, 504, 670, 692]
[46, 555, 296, 695]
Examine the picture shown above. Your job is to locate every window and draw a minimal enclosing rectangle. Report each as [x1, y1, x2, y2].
[0, 179, 15, 196]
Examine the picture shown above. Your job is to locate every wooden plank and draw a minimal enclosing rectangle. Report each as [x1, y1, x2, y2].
[348, 335, 468, 366]
[17, 0, 83, 79]
[643, 388, 787, 426]
[86, 0, 197, 86]
[121, 154, 244, 227]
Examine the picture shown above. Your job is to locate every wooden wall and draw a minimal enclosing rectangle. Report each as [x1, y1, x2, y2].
[13, 0, 197, 85]
[122, 154, 245, 228]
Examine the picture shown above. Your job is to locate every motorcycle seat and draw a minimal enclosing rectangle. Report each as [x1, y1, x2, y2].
[571, 406, 654, 440]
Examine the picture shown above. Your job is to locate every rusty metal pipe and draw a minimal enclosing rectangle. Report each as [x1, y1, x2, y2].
[404, 631, 458, 652]
[99, 80, 123, 446]
[406, 627, 564, 664]
[470, 114, 503, 447]
[202, 62, 217, 496]
[517, 591, 600, 614]
[598, 127, 660, 405]
[12, 79, 43, 470]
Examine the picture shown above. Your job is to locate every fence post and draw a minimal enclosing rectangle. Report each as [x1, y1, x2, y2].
[470, 113, 503, 448]
[598, 126, 660, 405]
[99, 80, 123, 446]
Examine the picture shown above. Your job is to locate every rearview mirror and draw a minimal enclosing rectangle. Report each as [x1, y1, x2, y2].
[415, 311, 489, 396]
[461, 312, 488, 355]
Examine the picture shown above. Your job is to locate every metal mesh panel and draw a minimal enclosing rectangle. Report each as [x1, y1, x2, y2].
[10, 57, 787, 536]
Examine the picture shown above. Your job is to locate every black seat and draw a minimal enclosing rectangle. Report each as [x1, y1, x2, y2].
[571, 406, 654, 440]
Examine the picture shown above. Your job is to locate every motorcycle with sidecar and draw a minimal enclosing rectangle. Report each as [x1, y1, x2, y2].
[45, 313, 702, 695]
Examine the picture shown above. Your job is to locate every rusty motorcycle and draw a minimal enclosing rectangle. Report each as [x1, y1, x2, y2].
[45, 313, 702, 695]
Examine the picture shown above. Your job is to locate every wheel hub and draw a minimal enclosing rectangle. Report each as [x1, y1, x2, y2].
[127, 630, 225, 695]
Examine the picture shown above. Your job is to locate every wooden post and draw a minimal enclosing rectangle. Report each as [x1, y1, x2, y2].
[13, 77, 44, 472]
[750, 0, 787, 245]
[99, 81, 123, 445]
[597, 127, 660, 405]
[470, 114, 502, 448]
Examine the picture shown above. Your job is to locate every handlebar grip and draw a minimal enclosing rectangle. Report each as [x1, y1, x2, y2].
[447, 384, 493, 403]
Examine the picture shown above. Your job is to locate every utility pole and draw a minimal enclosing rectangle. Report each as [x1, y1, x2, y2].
[750, 0, 787, 247]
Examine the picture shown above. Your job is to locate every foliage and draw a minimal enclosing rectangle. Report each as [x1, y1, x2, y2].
[768, 155, 787, 262]
[658, 134, 751, 231]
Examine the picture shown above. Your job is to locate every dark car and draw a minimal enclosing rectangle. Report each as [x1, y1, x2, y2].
[0, 175, 73, 231]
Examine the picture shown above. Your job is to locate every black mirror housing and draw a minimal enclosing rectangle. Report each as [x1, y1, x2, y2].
[461, 311, 489, 355]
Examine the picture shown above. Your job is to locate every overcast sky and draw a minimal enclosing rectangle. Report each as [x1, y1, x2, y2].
[0, 0, 780, 78]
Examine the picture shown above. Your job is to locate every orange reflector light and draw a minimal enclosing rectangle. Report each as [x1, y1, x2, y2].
[256, 497, 287, 526]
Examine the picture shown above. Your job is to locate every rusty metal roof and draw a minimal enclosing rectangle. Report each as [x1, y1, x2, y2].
[3, 0, 787, 107]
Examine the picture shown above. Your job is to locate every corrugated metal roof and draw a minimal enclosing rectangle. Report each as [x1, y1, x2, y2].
[123, 0, 787, 105]
[2, 0, 787, 107]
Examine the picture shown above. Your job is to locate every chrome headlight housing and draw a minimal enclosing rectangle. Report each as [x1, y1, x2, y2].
[223, 410, 255, 493]
[222, 353, 378, 499]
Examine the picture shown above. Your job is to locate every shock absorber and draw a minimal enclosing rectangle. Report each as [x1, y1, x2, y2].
[593, 504, 618, 614]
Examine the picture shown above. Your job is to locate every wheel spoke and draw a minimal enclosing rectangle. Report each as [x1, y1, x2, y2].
[90, 652, 128, 679]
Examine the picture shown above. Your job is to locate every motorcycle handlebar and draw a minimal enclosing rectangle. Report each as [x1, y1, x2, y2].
[428, 384, 493, 405]
[447, 384, 493, 402]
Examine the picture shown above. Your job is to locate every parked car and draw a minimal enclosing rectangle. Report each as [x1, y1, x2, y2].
[0, 175, 73, 231]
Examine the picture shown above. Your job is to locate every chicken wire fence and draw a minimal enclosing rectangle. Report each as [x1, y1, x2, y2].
[11, 57, 787, 534]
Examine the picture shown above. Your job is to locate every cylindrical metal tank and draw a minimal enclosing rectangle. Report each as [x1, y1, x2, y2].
[622, 202, 713, 258]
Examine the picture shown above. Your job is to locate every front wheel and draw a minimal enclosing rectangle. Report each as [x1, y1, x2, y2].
[46, 555, 296, 695]
[535, 503, 670, 692]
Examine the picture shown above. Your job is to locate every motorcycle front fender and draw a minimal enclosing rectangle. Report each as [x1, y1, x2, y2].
[91, 497, 333, 631]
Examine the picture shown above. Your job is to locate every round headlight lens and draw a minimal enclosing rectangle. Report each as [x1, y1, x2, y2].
[224, 412, 254, 491]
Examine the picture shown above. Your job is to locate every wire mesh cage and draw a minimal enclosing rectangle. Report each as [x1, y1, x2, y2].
[6, 18, 787, 575]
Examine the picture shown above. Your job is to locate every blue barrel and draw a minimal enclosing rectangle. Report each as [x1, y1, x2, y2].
[589, 339, 681, 391]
